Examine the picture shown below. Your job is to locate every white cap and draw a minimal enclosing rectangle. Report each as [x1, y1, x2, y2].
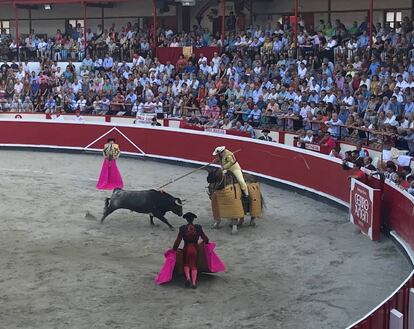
[212, 146, 226, 155]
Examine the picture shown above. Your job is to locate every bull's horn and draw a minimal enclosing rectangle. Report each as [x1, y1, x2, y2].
[175, 199, 183, 206]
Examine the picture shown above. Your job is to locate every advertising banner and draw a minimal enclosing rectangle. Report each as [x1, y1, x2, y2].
[349, 178, 382, 241]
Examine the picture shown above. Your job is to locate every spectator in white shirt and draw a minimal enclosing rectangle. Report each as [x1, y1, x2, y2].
[342, 89, 355, 108]
[325, 112, 344, 137]
[76, 95, 87, 112]
[383, 110, 399, 126]
[73, 109, 85, 122]
[396, 74, 409, 91]
[72, 79, 82, 94]
[14, 79, 23, 95]
[323, 89, 337, 104]
[303, 130, 314, 143]
[297, 61, 307, 79]
[53, 111, 65, 121]
[16, 67, 25, 81]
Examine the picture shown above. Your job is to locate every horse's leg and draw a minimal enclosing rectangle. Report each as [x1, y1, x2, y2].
[249, 216, 257, 227]
[231, 219, 238, 235]
[212, 218, 221, 229]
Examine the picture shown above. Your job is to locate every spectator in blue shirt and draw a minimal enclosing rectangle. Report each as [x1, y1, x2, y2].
[389, 96, 402, 115]
[184, 61, 197, 74]
[338, 105, 349, 125]
[404, 96, 414, 118]
[103, 54, 114, 70]
[357, 31, 369, 48]
[308, 90, 320, 104]
[248, 104, 262, 127]
[242, 120, 256, 138]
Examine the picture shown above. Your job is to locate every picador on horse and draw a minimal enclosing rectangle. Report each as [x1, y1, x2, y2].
[208, 146, 264, 234]
[213, 146, 250, 212]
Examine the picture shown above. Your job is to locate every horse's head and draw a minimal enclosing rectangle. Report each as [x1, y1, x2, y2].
[206, 167, 224, 198]
[206, 167, 224, 183]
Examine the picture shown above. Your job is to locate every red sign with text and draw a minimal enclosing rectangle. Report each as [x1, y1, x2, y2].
[349, 178, 382, 241]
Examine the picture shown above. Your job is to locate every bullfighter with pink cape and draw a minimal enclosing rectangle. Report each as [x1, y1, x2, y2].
[96, 138, 124, 190]
[155, 212, 226, 288]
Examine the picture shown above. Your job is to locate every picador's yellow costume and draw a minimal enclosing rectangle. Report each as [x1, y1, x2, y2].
[213, 146, 248, 197]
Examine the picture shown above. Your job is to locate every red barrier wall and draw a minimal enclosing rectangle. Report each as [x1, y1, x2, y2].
[0, 120, 413, 329]
[0, 120, 351, 204]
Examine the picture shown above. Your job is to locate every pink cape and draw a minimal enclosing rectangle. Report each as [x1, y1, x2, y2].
[155, 242, 226, 285]
[96, 158, 124, 190]
[204, 242, 226, 273]
[154, 249, 177, 285]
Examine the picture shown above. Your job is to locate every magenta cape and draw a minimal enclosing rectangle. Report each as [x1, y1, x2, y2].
[155, 242, 226, 285]
[96, 158, 124, 190]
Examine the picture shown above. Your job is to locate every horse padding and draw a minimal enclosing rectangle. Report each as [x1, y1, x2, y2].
[211, 193, 220, 221]
[248, 182, 262, 217]
[213, 184, 245, 219]
[174, 242, 209, 275]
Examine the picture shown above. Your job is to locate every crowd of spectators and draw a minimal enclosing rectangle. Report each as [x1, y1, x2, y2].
[1, 15, 414, 180]
[339, 140, 414, 195]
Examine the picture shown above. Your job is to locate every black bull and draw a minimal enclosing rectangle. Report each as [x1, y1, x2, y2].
[101, 189, 184, 229]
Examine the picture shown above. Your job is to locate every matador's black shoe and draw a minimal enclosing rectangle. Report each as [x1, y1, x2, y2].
[185, 279, 191, 288]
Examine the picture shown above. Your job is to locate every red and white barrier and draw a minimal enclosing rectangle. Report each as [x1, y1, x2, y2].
[0, 118, 412, 329]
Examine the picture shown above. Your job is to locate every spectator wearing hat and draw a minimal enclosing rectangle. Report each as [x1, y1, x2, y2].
[258, 128, 273, 141]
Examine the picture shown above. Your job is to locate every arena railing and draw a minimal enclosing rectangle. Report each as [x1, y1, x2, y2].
[0, 116, 412, 329]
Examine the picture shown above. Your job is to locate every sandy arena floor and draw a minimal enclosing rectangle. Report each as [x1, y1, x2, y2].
[0, 150, 411, 329]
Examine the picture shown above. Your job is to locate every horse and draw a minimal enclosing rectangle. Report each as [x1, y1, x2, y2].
[206, 167, 264, 234]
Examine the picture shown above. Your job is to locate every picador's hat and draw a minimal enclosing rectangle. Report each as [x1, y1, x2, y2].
[183, 212, 197, 222]
[213, 146, 226, 155]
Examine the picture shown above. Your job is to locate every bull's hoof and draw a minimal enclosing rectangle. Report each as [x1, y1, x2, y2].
[231, 225, 238, 235]
[169, 226, 175, 231]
